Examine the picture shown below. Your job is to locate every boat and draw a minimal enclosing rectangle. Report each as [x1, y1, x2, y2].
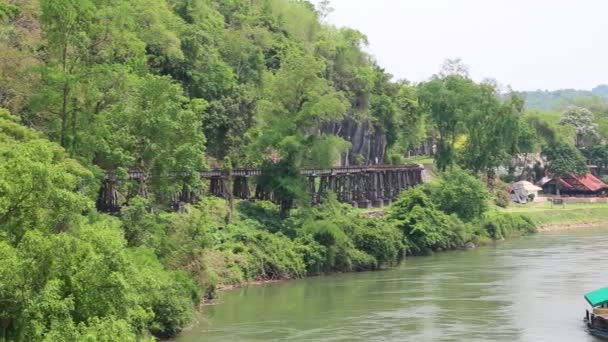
[584, 287, 608, 338]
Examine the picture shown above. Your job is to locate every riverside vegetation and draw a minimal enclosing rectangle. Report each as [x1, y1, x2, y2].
[0, 114, 536, 340]
[0, 0, 602, 341]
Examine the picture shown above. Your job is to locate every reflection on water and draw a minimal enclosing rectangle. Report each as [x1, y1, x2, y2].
[176, 228, 608, 342]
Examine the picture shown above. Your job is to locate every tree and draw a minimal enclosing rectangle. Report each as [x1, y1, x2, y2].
[458, 86, 522, 175]
[418, 75, 477, 171]
[586, 145, 608, 175]
[0, 110, 94, 244]
[542, 142, 588, 195]
[252, 49, 349, 215]
[559, 106, 599, 148]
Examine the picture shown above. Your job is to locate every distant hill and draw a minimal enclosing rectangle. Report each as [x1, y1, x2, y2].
[520, 85, 608, 111]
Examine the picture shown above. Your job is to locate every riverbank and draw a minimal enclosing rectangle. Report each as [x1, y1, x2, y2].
[502, 201, 608, 232]
[176, 227, 608, 342]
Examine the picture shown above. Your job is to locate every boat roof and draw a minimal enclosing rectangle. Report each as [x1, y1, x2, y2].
[585, 287, 608, 307]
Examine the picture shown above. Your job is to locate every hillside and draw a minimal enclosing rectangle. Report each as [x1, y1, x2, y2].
[521, 84, 608, 111]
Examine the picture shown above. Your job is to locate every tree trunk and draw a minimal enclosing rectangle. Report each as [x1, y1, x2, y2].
[60, 82, 69, 148]
[280, 199, 292, 218]
[224, 178, 233, 224]
[59, 42, 69, 148]
[556, 177, 561, 196]
[518, 153, 529, 180]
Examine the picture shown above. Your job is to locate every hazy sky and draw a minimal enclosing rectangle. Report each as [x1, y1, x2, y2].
[312, 0, 608, 91]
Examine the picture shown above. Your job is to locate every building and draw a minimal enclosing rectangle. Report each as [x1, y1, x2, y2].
[541, 173, 608, 196]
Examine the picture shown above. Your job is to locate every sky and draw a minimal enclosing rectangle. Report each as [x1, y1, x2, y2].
[311, 0, 608, 91]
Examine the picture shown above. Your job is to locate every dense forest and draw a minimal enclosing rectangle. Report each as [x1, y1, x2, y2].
[2, 0, 608, 341]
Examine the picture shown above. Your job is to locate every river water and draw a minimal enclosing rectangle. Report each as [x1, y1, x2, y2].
[176, 228, 608, 342]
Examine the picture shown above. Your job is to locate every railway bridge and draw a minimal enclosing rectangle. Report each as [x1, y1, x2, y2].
[97, 164, 424, 212]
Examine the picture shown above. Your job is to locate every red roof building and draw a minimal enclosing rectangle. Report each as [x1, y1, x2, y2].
[542, 173, 608, 195]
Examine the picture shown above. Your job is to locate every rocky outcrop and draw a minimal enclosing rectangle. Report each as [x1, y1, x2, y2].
[323, 118, 387, 166]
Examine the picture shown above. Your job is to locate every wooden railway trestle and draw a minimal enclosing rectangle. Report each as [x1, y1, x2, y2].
[97, 164, 424, 212]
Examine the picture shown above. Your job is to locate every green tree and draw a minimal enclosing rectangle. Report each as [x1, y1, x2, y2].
[38, 0, 95, 148]
[542, 142, 588, 195]
[0, 110, 94, 244]
[459, 85, 522, 175]
[418, 74, 476, 171]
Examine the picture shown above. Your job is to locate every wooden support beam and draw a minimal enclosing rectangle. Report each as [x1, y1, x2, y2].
[233, 176, 250, 199]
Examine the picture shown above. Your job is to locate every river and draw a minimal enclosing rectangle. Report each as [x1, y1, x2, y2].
[176, 228, 608, 342]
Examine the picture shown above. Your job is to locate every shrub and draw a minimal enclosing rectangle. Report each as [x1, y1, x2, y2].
[220, 220, 306, 280]
[386, 152, 405, 165]
[388, 188, 469, 255]
[237, 200, 288, 235]
[352, 219, 404, 267]
[346, 249, 377, 271]
[476, 212, 537, 239]
[489, 178, 511, 208]
[120, 197, 165, 248]
[425, 170, 490, 221]
[293, 234, 326, 275]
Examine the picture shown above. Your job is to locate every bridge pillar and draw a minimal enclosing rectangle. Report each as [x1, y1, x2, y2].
[233, 176, 250, 199]
[128, 175, 149, 200]
[177, 183, 200, 204]
[308, 176, 319, 204]
[318, 175, 328, 202]
[337, 175, 348, 203]
[370, 172, 385, 208]
[209, 177, 227, 198]
[254, 182, 273, 201]
[97, 178, 121, 213]
[353, 173, 370, 209]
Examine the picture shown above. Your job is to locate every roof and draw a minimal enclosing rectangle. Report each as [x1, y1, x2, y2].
[559, 178, 574, 189]
[585, 288, 608, 307]
[512, 181, 542, 192]
[543, 173, 608, 192]
[572, 173, 608, 192]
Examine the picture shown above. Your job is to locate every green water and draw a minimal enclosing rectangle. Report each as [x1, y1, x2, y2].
[177, 229, 608, 342]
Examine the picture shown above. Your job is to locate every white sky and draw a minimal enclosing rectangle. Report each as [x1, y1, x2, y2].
[312, 0, 608, 91]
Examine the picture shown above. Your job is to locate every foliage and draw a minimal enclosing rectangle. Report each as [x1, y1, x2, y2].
[559, 106, 599, 147]
[388, 188, 470, 254]
[542, 142, 588, 179]
[419, 68, 523, 174]
[475, 212, 537, 239]
[461, 90, 522, 174]
[521, 85, 608, 112]
[0, 220, 197, 341]
[491, 179, 511, 208]
[0, 110, 94, 245]
[0, 0, 553, 340]
[418, 74, 475, 171]
[219, 221, 306, 280]
[424, 170, 490, 222]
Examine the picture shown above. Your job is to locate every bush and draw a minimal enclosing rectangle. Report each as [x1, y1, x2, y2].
[386, 152, 405, 165]
[220, 220, 306, 280]
[493, 185, 511, 208]
[120, 197, 165, 248]
[425, 170, 490, 221]
[475, 212, 537, 239]
[388, 188, 470, 255]
[237, 200, 289, 235]
[294, 234, 327, 275]
[352, 219, 404, 266]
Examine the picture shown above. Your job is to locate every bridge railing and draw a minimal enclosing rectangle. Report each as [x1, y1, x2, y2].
[117, 164, 424, 180]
